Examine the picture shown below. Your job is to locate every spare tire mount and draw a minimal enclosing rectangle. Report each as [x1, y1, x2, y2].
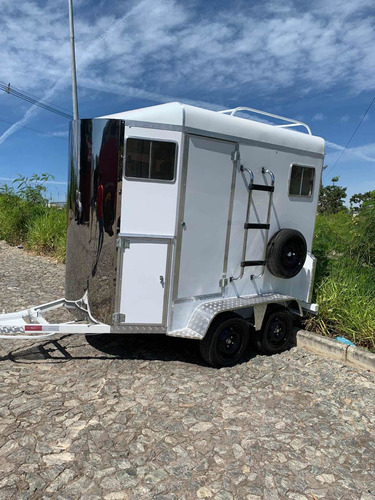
[266, 228, 307, 279]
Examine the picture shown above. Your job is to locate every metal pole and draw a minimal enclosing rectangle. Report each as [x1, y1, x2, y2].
[68, 0, 79, 120]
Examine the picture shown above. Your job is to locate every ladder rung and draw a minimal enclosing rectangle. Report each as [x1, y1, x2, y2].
[241, 260, 266, 267]
[244, 223, 270, 230]
[251, 184, 274, 192]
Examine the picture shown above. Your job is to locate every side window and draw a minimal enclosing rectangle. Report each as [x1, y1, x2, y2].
[125, 138, 176, 181]
[289, 165, 315, 197]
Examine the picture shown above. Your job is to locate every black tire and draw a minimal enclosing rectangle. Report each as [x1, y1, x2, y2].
[266, 228, 307, 279]
[199, 316, 249, 368]
[258, 307, 293, 355]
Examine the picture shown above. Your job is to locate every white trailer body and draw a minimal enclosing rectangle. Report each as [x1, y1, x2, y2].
[0, 103, 325, 367]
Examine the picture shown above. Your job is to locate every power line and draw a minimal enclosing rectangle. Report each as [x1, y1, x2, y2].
[0, 80, 72, 114]
[0, 117, 68, 141]
[0, 82, 73, 119]
[329, 95, 375, 173]
[0, 82, 72, 119]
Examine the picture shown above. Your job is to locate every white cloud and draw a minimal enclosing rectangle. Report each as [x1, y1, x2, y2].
[312, 113, 324, 121]
[0, 81, 62, 144]
[0, 0, 374, 143]
[1, 0, 374, 96]
[326, 140, 375, 163]
[50, 130, 69, 138]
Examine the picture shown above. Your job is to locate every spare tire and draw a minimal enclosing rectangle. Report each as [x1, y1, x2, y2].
[266, 229, 307, 279]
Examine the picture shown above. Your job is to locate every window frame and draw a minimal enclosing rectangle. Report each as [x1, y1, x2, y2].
[288, 163, 315, 198]
[124, 136, 178, 184]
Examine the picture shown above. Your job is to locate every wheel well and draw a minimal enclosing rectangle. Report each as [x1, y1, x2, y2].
[287, 300, 302, 316]
[260, 302, 295, 330]
[207, 311, 240, 332]
[205, 311, 250, 336]
[264, 303, 287, 315]
[265, 301, 299, 317]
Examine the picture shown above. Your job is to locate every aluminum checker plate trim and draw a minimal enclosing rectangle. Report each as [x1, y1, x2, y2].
[111, 324, 167, 334]
[167, 293, 301, 340]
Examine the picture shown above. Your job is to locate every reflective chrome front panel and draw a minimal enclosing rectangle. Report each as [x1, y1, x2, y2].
[65, 118, 125, 323]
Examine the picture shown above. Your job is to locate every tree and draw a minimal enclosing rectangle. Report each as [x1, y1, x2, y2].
[349, 191, 374, 211]
[318, 177, 347, 214]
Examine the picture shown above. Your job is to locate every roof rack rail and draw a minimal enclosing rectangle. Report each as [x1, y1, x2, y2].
[217, 106, 312, 135]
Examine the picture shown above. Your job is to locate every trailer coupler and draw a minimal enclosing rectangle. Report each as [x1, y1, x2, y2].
[0, 294, 110, 339]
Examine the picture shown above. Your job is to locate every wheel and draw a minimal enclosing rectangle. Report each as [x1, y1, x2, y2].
[258, 307, 293, 355]
[199, 316, 249, 368]
[266, 229, 307, 279]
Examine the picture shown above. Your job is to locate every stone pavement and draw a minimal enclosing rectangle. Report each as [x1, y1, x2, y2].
[0, 241, 374, 499]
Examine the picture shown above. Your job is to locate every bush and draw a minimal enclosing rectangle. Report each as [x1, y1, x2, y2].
[352, 198, 375, 266]
[308, 211, 375, 351]
[26, 208, 66, 262]
[0, 173, 66, 261]
[0, 193, 45, 245]
[306, 258, 375, 350]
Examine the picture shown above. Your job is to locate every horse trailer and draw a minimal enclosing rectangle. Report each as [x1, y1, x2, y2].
[0, 103, 324, 367]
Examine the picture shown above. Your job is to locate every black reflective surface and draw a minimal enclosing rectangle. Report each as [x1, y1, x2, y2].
[125, 138, 176, 181]
[65, 119, 124, 323]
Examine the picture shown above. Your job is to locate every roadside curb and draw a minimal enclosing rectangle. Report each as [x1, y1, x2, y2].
[295, 329, 375, 373]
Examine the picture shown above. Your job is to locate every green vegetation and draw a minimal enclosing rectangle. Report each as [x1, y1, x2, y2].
[26, 208, 66, 262]
[0, 174, 66, 262]
[0, 172, 374, 350]
[318, 175, 347, 214]
[307, 177, 375, 350]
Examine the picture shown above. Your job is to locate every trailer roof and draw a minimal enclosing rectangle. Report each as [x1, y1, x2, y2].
[102, 102, 324, 156]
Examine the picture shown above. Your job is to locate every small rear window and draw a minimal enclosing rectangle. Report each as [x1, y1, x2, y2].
[125, 138, 176, 181]
[289, 165, 315, 197]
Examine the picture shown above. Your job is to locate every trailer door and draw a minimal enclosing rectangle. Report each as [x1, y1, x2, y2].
[176, 135, 235, 299]
[119, 239, 171, 325]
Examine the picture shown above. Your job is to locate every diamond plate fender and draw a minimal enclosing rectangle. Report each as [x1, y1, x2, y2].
[168, 293, 302, 340]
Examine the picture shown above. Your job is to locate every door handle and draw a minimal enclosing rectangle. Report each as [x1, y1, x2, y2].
[159, 276, 165, 288]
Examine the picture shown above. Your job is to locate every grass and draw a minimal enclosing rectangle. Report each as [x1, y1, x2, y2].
[306, 213, 375, 351]
[305, 259, 375, 350]
[27, 208, 66, 262]
[0, 193, 66, 262]
[1, 185, 374, 350]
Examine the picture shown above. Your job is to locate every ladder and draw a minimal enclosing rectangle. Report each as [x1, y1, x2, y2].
[230, 166, 275, 281]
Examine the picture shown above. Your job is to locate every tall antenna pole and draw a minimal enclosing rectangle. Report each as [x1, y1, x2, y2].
[68, 0, 79, 120]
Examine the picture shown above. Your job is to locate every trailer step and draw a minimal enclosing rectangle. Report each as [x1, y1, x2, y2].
[241, 260, 266, 267]
[244, 223, 270, 230]
[251, 184, 274, 192]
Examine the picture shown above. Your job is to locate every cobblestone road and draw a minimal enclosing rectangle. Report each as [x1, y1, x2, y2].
[0, 241, 374, 499]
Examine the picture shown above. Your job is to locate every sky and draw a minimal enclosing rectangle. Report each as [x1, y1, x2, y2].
[0, 0, 374, 203]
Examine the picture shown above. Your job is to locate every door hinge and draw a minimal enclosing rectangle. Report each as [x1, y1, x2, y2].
[112, 313, 126, 324]
[231, 150, 240, 162]
[117, 237, 130, 250]
[219, 277, 228, 288]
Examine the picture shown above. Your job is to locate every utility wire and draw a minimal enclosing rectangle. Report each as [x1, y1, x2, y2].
[0, 80, 72, 114]
[329, 95, 375, 173]
[0, 82, 73, 119]
[0, 118, 68, 141]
